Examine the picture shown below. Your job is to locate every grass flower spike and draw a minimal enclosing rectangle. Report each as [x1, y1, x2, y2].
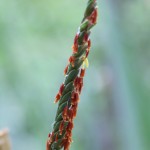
[47, 0, 98, 149]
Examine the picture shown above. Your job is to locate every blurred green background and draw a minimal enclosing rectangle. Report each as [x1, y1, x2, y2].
[0, 0, 150, 150]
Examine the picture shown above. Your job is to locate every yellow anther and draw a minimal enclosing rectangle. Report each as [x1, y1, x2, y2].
[82, 58, 89, 68]
[85, 58, 89, 68]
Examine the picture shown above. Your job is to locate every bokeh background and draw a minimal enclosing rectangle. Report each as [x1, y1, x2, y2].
[0, 0, 150, 150]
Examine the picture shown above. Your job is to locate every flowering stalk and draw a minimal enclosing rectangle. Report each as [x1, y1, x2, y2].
[46, 0, 98, 150]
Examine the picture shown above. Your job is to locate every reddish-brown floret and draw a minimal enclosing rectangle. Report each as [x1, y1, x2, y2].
[63, 140, 70, 150]
[84, 33, 89, 42]
[59, 84, 65, 95]
[68, 108, 74, 122]
[80, 69, 85, 78]
[59, 121, 64, 135]
[69, 56, 75, 67]
[46, 132, 54, 150]
[72, 44, 78, 54]
[86, 50, 89, 57]
[71, 91, 79, 105]
[48, 133, 51, 138]
[65, 132, 72, 143]
[88, 39, 91, 48]
[72, 34, 79, 53]
[54, 93, 61, 103]
[74, 34, 79, 46]
[46, 140, 50, 150]
[74, 76, 80, 87]
[62, 106, 68, 121]
[64, 65, 69, 75]
[79, 77, 83, 84]
[55, 134, 58, 142]
[88, 8, 98, 24]
[72, 104, 78, 117]
[74, 76, 84, 93]
[67, 122, 74, 131]
[78, 82, 83, 94]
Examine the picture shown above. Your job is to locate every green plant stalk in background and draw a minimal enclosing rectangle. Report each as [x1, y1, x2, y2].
[46, 0, 98, 149]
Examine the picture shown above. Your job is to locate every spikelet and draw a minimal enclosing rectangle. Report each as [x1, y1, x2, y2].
[47, 0, 98, 149]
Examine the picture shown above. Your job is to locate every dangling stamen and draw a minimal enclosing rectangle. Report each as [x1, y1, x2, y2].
[69, 56, 75, 67]
[54, 93, 61, 103]
[80, 69, 85, 78]
[64, 65, 69, 75]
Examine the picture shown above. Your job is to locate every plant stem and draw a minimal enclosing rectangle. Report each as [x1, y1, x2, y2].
[47, 0, 98, 150]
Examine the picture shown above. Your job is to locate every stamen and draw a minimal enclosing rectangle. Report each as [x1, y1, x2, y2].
[84, 33, 89, 42]
[64, 65, 69, 75]
[72, 44, 78, 53]
[80, 69, 85, 78]
[69, 56, 75, 67]
[59, 84, 65, 95]
[71, 92, 79, 105]
[62, 106, 68, 121]
[55, 134, 58, 142]
[54, 93, 61, 103]
[67, 122, 74, 131]
[88, 8, 98, 24]
[59, 121, 64, 135]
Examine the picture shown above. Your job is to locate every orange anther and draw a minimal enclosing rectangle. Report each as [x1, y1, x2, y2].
[59, 121, 64, 135]
[69, 56, 75, 67]
[80, 69, 85, 78]
[64, 65, 69, 75]
[54, 93, 61, 103]
[59, 84, 65, 95]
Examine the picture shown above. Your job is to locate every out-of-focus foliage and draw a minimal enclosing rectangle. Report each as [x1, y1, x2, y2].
[0, 0, 149, 150]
